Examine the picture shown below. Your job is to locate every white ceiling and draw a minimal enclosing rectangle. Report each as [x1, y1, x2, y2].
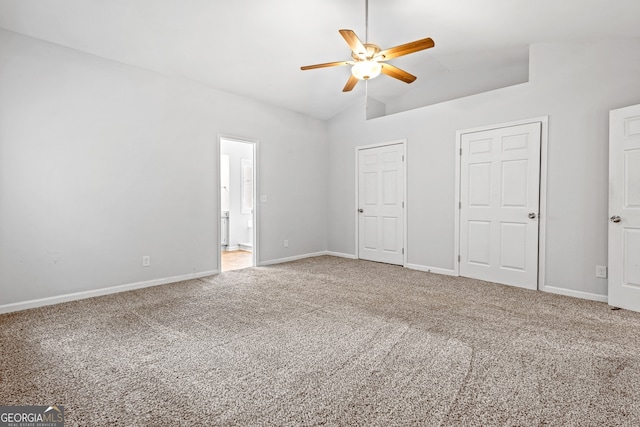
[1, 0, 640, 119]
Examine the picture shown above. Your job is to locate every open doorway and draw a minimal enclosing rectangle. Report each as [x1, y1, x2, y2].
[219, 137, 257, 271]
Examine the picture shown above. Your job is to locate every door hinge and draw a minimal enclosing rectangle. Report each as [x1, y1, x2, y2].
[402, 248, 405, 254]
[402, 155, 405, 161]
[402, 201, 405, 208]
[459, 201, 462, 209]
[459, 148, 462, 156]
[458, 254, 461, 262]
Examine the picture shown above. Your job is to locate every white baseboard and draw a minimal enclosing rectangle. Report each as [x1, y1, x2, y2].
[326, 251, 357, 259]
[0, 270, 219, 315]
[405, 263, 457, 277]
[258, 251, 331, 266]
[542, 285, 608, 303]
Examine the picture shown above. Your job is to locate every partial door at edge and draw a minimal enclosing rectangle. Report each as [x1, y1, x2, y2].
[357, 143, 405, 266]
[609, 104, 640, 312]
[459, 122, 542, 290]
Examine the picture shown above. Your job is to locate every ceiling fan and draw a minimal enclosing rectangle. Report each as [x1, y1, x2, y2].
[300, 0, 435, 92]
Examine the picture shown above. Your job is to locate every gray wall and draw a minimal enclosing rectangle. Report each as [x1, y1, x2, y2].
[327, 39, 640, 300]
[0, 30, 329, 307]
[2, 28, 640, 309]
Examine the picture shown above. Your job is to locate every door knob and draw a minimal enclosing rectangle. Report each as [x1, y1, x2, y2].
[528, 212, 537, 219]
[358, 208, 364, 213]
[610, 215, 622, 223]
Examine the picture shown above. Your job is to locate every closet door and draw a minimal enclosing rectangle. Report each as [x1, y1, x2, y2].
[459, 122, 541, 290]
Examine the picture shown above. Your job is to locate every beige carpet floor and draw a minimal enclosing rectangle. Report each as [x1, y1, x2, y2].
[1, 256, 640, 426]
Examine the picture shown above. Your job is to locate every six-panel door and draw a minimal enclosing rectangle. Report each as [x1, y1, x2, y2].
[357, 144, 404, 265]
[609, 104, 640, 312]
[459, 123, 541, 289]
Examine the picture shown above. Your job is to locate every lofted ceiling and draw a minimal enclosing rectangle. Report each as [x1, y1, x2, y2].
[1, 0, 640, 120]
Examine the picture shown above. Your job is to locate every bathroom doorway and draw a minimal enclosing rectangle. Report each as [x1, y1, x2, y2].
[219, 136, 257, 271]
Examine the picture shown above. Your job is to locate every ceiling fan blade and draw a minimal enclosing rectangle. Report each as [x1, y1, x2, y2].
[342, 75, 359, 92]
[301, 61, 351, 70]
[380, 63, 417, 84]
[339, 29, 367, 59]
[378, 37, 435, 61]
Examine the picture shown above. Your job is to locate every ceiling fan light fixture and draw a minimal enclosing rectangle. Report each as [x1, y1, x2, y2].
[299, 0, 434, 92]
[351, 60, 382, 80]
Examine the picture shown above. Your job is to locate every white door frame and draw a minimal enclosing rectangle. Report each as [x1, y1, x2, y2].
[355, 139, 408, 266]
[217, 134, 259, 270]
[454, 117, 549, 289]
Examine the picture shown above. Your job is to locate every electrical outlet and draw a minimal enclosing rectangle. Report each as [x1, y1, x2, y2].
[284, 240, 289, 248]
[142, 256, 151, 267]
[596, 265, 607, 278]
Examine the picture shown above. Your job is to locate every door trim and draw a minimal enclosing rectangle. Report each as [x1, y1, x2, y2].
[454, 116, 548, 289]
[217, 134, 259, 270]
[354, 139, 407, 266]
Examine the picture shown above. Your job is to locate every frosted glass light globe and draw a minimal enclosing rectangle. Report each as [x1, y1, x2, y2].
[351, 61, 382, 80]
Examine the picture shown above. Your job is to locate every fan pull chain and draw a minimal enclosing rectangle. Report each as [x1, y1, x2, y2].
[365, 79, 369, 111]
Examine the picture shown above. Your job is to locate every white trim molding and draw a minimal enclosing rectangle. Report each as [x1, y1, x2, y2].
[405, 264, 457, 277]
[326, 251, 358, 259]
[258, 251, 330, 266]
[0, 270, 219, 315]
[543, 286, 608, 303]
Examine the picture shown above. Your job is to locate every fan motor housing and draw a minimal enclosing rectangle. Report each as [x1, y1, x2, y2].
[352, 43, 382, 61]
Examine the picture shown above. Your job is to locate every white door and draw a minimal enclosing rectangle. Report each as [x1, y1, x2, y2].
[357, 143, 404, 265]
[609, 104, 640, 312]
[459, 122, 541, 289]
